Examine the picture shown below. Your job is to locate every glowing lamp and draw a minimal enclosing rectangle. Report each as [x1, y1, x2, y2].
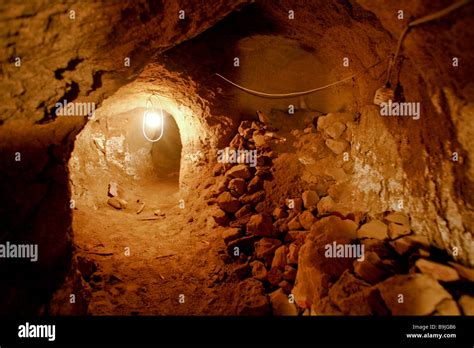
[142, 94, 164, 142]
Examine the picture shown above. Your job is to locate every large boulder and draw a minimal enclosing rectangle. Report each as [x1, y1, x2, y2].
[377, 274, 452, 315]
[235, 278, 270, 316]
[292, 216, 358, 308]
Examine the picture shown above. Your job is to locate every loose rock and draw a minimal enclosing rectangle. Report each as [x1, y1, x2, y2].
[222, 228, 242, 245]
[251, 260, 267, 281]
[228, 178, 247, 197]
[415, 259, 459, 282]
[377, 274, 452, 315]
[247, 214, 275, 237]
[236, 278, 270, 316]
[298, 211, 317, 230]
[271, 245, 288, 269]
[458, 295, 474, 315]
[269, 288, 298, 315]
[226, 164, 252, 180]
[217, 191, 241, 213]
[302, 190, 319, 209]
[357, 220, 388, 240]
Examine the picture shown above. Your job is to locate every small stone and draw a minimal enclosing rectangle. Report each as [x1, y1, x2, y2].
[271, 245, 288, 269]
[229, 214, 252, 229]
[325, 139, 349, 154]
[266, 267, 283, 286]
[239, 191, 265, 205]
[325, 121, 346, 139]
[233, 262, 250, 280]
[269, 288, 298, 315]
[254, 238, 281, 260]
[303, 127, 313, 134]
[238, 120, 252, 135]
[388, 222, 411, 239]
[415, 259, 459, 282]
[212, 163, 226, 176]
[153, 209, 166, 217]
[448, 261, 474, 282]
[107, 197, 127, 209]
[317, 196, 335, 215]
[227, 236, 255, 256]
[458, 295, 474, 315]
[254, 202, 266, 213]
[283, 265, 297, 281]
[230, 134, 245, 149]
[226, 164, 252, 180]
[284, 230, 307, 243]
[353, 252, 393, 285]
[222, 228, 242, 245]
[361, 239, 392, 259]
[228, 178, 247, 197]
[385, 212, 409, 226]
[357, 220, 388, 240]
[217, 191, 241, 213]
[273, 219, 289, 236]
[278, 280, 293, 294]
[272, 207, 288, 220]
[255, 166, 271, 177]
[434, 298, 461, 316]
[242, 128, 256, 140]
[302, 190, 319, 209]
[212, 208, 229, 226]
[236, 278, 270, 315]
[247, 214, 275, 237]
[287, 242, 301, 265]
[287, 216, 302, 230]
[298, 211, 317, 230]
[251, 260, 267, 281]
[253, 134, 269, 148]
[108, 182, 119, 197]
[389, 235, 430, 255]
[235, 204, 252, 219]
[247, 176, 263, 193]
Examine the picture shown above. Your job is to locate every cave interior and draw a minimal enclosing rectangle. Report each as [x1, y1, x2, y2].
[0, 0, 473, 316]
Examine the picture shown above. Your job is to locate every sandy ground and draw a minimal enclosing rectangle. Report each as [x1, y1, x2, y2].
[72, 178, 237, 315]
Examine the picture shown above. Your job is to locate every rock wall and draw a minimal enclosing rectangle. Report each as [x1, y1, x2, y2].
[0, 0, 247, 314]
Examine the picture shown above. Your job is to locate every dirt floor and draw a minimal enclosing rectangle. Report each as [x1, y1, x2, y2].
[72, 178, 238, 315]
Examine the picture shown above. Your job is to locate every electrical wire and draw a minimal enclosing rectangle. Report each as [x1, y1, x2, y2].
[385, 0, 471, 85]
[215, 56, 390, 98]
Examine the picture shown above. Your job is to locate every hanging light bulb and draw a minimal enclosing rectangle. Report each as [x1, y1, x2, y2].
[142, 94, 164, 142]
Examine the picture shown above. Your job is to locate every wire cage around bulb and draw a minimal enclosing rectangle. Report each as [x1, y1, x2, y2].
[142, 94, 164, 142]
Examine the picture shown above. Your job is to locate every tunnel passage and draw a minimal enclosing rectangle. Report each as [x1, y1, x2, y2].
[151, 112, 183, 181]
[69, 105, 183, 211]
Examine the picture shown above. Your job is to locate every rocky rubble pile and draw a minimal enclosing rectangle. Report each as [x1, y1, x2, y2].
[207, 116, 474, 316]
